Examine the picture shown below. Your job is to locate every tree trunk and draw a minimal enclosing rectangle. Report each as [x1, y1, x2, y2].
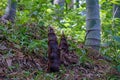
[85, 0, 101, 51]
[113, 4, 120, 27]
[53, 0, 65, 21]
[68, 0, 74, 9]
[53, 0, 74, 9]
[54, 0, 65, 7]
[76, 0, 79, 8]
[112, 4, 120, 42]
[113, 5, 120, 18]
[1, 0, 17, 23]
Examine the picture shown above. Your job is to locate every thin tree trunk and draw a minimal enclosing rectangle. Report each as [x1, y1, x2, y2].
[113, 5, 120, 18]
[76, 0, 79, 8]
[112, 4, 120, 54]
[54, 0, 74, 10]
[54, 0, 65, 7]
[113, 4, 120, 27]
[53, 0, 59, 4]
[85, 0, 101, 51]
[53, 0, 65, 21]
[68, 0, 74, 9]
[1, 0, 17, 23]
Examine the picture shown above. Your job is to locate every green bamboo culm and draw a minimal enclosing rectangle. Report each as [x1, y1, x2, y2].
[85, 0, 101, 51]
[2, 0, 17, 22]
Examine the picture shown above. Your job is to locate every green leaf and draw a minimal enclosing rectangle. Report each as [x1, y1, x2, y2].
[116, 64, 120, 72]
[113, 36, 120, 42]
[66, 0, 71, 4]
[111, 0, 120, 5]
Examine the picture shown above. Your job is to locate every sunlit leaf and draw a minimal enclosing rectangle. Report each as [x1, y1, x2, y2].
[66, 0, 71, 4]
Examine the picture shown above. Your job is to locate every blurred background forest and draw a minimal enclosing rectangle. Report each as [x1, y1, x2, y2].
[0, 0, 120, 79]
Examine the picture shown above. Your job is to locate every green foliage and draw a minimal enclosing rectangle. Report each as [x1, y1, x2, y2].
[100, 1, 120, 77]
[111, 0, 120, 5]
[65, 0, 71, 4]
[0, 0, 7, 16]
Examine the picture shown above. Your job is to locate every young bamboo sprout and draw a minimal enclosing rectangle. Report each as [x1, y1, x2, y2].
[59, 32, 78, 66]
[47, 27, 60, 72]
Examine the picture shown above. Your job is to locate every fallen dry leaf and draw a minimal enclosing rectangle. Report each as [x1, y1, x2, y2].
[6, 58, 12, 67]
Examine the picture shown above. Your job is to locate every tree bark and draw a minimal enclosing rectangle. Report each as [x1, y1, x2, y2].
[68, 0, 74, 9]
[1, 0, 17, 23]
[113, 5, 120, 18]
[53, 0, 74, 9]
[85, 0, 101, 51]
[53, 0, 65, 21]
[54, 0, 65, 6]
[76, 0, 79, 8]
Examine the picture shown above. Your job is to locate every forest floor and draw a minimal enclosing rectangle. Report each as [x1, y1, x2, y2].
[0, 39, 120, 80]
[0, 21, 120, 80]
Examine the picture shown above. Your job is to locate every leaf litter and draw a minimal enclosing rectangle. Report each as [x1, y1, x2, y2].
[0, 40, 120, 80]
